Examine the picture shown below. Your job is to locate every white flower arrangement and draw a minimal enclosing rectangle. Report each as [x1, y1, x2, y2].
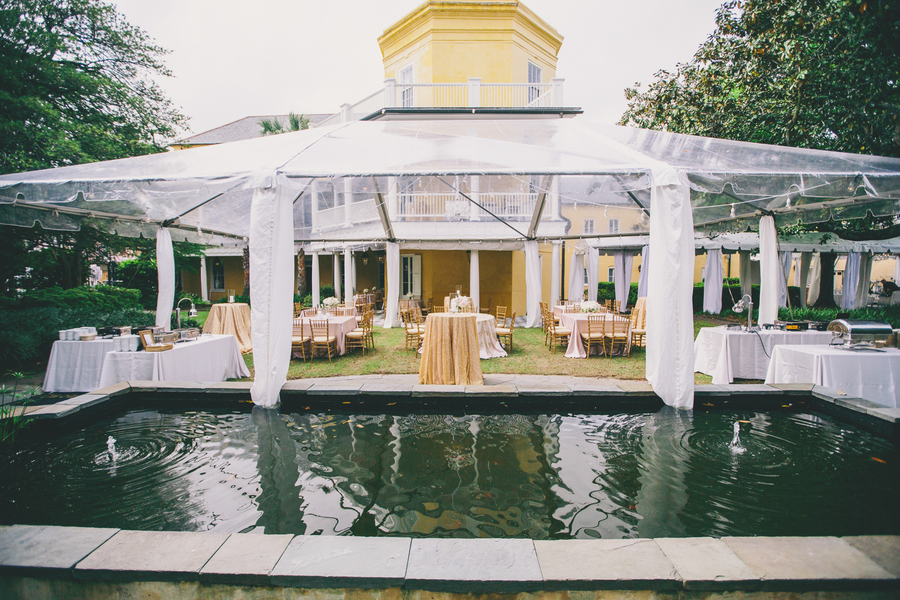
[363, 288, 369, 294]
[323, 296, 340, 307]
[451, 296, 473, 312]
[580, 300, 602, 313]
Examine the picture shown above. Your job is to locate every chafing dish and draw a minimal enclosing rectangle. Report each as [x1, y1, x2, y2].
[827, 320, 893, 347]
[172, 327, 200, 341]
[153, 332, 179, 344]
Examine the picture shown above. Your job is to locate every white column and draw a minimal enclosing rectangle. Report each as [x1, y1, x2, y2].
[613, 251, 634, 308]
[779, 251, 792, 308]
[199, 256, 209, 302]
[549, 175, 560, 220]
[638, 245, 650, 298]
[248, 175, 294, 408]
[155, 228, 175, 331]
[333, 252, 342, 300]
[568, 253, 584, 302]
[468, 77, 481, 107]
[551, 78, 565, 106]
[469, 175, 480, 221]
[702, 249, 723, 314]
[343, 178, 353, 227]
[384, 78, 397, 108]
[340, 103, 351, 123]
[798, 252, 811, 307]
[311, 252, 321, 308]
[524, 241, 542, 327]
[550, 242, 561, 307]
[758, 216, 780, 325]
[310, 179, 318, 233]
[384, 242, 400, 328]
[344, 247, 353, 306]
[470, 249, 480, 311]
[388, 176, 399, 219]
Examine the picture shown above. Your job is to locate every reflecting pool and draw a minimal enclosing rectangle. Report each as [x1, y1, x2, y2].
[0, 406, 897, 538]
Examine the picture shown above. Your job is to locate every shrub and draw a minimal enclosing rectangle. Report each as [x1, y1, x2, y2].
[0, 306, 155, 372]
[780, 305, 900, 328]
[215, 294, 250, 305]
[17, 286, 142, 311]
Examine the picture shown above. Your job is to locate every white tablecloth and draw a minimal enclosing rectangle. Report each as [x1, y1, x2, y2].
[765, 345, 900, 408]
[291, 315, 358, 357]
[475, 313, 506, 359]
[43, 339, 117, 393]
[694, 327, 833, 384]
[559, 312, 623, 358]
[97, 334, 249, 388]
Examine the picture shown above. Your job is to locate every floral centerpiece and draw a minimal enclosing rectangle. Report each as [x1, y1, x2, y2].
[323, 296, 340, 307]
[580, 300, 602, 313]
[450, 295, 474, 313]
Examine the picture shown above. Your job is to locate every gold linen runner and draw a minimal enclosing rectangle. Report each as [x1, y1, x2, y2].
[418, 313, 483, 385]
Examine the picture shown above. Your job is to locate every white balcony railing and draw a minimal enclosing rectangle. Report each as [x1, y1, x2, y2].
[314, 198, 380, 231]
[397, 192, 538, 221]
[314, 78, 564, 127]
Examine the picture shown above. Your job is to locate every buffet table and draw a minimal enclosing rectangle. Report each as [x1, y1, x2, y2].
[43, 339, 117, 393]
[291, 315, 358, 357]
[765, 345, 900, 408]
[558, 312, 624, 358]
[97, 334, 249, 388]
[419, 313, 483, 385]
[202, 302, 252, 354]
[694, 326, 833, 384]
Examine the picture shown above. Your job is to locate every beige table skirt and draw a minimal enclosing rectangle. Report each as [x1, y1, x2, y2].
[202, 303, 252, 354]
[419, 313, 483, 385]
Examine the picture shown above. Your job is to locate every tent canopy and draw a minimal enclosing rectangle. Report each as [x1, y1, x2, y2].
[2, 119, 899, 242]
[590, 232, 900, 255]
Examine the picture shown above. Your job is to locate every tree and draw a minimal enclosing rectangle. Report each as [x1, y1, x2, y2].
[620, 0, 900, 158]
[259, 112, 309, 136]
[0, 0, 187, 175]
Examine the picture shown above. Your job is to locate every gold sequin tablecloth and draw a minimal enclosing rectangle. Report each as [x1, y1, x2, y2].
[201, 303, 252, 354]
[418, 313, 483, 385]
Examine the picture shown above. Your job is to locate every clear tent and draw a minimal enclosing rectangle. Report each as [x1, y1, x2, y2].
[2, 118, 899, 409]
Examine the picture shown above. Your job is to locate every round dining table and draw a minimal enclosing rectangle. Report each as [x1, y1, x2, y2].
[418, 312, 486, 385]
[202, 302, 252, 354]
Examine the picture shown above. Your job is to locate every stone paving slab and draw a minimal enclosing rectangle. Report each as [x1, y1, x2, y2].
[207, 381, 253, 394]
[867, 407, 900, 423]
[271, 536, 410, 588]
[693, 384, 732, 396]
[535, 539, 679, 590]
[655, 537, 759, 590]
[58, 394, 108, 408]
[200, 533, 293, 586]
[0, 525, 118, 577]
[836, 397, 885, 411]
[723, 536, 894, 590]
[617, 383, 655, 393]
[25, 403, 79, 419]
[406, 538, 541, 592]
[514, 383, 572, 396]
[91, 381, 131, 397]
[718, 384, 781, 395]
[465, 385, 518, 396]
[74, 530, 229, 582]
[566, 383, 625, 395]
[811, 385, 846, 403]
[359, 382, 413, 395]
[307, 382, 363, 395]
[281, 380, 314, 393]
[412, 385, 467, 397]
[768, 383, 816, 394]
[843, 536, 900, 578]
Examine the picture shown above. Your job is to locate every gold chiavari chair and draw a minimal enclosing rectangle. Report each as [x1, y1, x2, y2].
[309, 319, 337, 362]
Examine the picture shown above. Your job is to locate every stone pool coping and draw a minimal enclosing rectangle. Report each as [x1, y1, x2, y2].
[0, 525, 898, 594]
[16, 374, 900, 438]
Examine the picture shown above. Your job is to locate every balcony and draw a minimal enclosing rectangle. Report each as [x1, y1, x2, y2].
[316, 78, 565, 128]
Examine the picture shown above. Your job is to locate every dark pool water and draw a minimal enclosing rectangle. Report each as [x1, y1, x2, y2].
[0, 406, 897, 538]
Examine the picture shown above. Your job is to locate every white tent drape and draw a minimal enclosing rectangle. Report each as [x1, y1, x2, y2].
[854, 252, 873, 309]
[779, 251, 792, 308]
[841, 251, 861, 310]
[524, 240, 542, 328]
[895, 256, 900, 284]
[199, 257, 209, 302]
[248, 175, 293, 408]
[384, 242, 400, 328]
[344, 247, 353, 307]
[637, 245, 650, 298]
[808, 254, 822, 305]
[613, 251, 633, 308]
[758, 216, 780, 325]
[155, 228, 175, 331]
[586, 247, 600, 304]
[646, 167, 694, 410]
[470, 249, 480, 312]
[702, 249, 723, 314]
[568, 252, 584, 302]
[798, 252, 811, 307]
[738, 250, 753, 298]
[550, 242, 561, 307]
[311, 252, 321, 308]
[333, 252, 341, 302]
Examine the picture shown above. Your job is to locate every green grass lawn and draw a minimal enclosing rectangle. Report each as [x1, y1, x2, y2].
[236, 318, 725, 384]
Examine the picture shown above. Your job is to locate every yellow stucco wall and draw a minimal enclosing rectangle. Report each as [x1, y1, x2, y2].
[379, 1, 562, 91]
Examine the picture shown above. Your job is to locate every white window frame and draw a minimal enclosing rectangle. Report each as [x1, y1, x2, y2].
[401, 253, 422, 298]
[527, 61, 542, 104]
[399, 64, 414, 108]
[211, 258, 225, 291]
[583, 218, 594, 234]
[608, 218, 620, 234]
[608, 267, 615, 283]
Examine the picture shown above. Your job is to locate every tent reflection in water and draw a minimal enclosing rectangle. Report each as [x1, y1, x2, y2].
[2, 119, 900, 409]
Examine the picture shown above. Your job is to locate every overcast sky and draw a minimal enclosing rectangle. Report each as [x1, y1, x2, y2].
[112, 0, 725, 137]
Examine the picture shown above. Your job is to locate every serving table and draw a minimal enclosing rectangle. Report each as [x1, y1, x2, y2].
[765, 345, 900, 408]
[558, 312, 625, 358]
[97, 334, 249, 388]
[202, 302, 252, 354]
[43, 338, 117, 393]
[291, 315, 358, 358]
[419, 313, 484, 385]
[694, 326, 833, 384]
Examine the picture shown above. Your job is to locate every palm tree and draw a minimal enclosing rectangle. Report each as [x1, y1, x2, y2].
[259, 112, 309, 136]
